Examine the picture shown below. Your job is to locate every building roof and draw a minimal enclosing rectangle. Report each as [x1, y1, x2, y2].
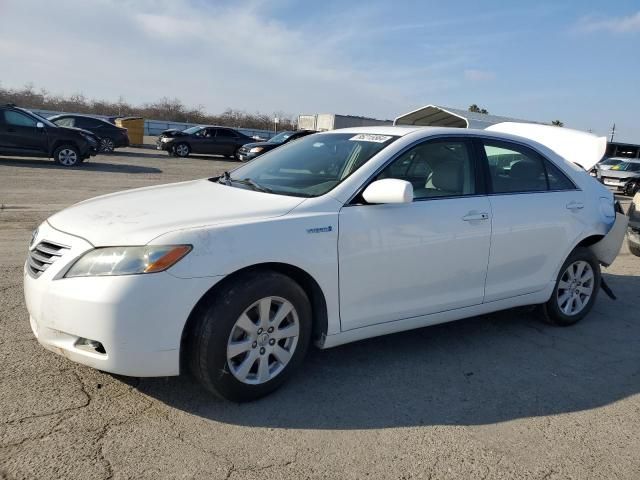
[394, 104, 540, 129]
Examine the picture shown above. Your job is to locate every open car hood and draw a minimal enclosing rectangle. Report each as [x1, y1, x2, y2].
[486, 122, 607, 171]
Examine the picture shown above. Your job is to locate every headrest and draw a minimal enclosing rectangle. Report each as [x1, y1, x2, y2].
[432, 161, 462, 192]
[510, 160, 543, 180]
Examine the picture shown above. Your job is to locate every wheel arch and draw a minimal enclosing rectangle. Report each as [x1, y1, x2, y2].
[179, 262, 328, 374]
[51, 140, 80, 157]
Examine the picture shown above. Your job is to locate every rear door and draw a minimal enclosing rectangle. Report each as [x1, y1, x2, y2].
[479, 138, 585, 302]
[0, 110, 48, 155]
[216, 128, 242, 155]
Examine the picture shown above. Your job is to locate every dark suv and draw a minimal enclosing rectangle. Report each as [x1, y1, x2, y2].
[0, 105, 98, 167]
[49, 114, 129, 153]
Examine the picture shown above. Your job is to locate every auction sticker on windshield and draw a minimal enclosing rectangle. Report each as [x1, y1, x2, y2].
[349, 134, 393, 143]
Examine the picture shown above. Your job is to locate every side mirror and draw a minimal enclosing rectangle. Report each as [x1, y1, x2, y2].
[36, 122, 44, 129]
[362, 179, 413, 204]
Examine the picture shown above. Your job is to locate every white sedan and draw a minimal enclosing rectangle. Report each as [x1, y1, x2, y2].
[24, 126, 626, 402]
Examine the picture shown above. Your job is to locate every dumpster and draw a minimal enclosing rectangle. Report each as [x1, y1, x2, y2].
[115, 117, 144, 145]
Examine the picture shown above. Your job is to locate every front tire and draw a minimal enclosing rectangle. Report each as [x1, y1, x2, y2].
[98, 137, 115, 153]
[540, 247, 600, 326]
[174, 143, 190, 158]
[188, 271, 311, 402]
[53, 145, 80, 167]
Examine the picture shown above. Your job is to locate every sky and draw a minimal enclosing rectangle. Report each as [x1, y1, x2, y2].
[0, 0, 639, 142]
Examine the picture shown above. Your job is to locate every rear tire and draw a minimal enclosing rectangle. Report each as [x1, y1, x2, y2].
[188, 271, 311, 402]
[540, 247, 600, 326]
[53, 145, 80, 167]
[174, 143, 190, 158]
[629, 241, 640, 257]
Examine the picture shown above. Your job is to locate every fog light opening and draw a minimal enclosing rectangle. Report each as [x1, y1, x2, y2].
[75, 337, 106, 355]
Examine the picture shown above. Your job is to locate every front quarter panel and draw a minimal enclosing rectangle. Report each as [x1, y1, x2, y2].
[155, 199, 342, 335]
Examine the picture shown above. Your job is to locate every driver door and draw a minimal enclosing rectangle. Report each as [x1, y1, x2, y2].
[338, 138, 492, 330]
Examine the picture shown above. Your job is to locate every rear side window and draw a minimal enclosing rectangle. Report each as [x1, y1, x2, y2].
[217, 129, 238, 138]
[4, 110, 36, 128]
[482, 140, 574, 193]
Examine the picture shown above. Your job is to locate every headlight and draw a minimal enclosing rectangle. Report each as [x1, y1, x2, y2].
[65, 245, 191, 278]
[249, 147, 264, 153]
[161, 137, 173, 143]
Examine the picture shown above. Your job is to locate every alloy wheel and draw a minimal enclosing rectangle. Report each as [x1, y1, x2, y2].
[226, 296, 299, 385]
[58, 149, 78, 166]
[175, 144, 189, 157]
[99, 138, 115, 153]
[556, 260, 594, 316]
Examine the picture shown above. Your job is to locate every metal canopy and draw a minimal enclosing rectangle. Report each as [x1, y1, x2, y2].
[394, 105, 536, 129]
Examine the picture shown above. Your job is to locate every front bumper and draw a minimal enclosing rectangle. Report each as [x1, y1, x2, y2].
[24, 222, 219, 377]
[156, 139, 173, 152]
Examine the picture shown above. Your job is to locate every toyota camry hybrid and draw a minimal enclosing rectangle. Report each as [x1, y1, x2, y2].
[24, 125, 627, 402]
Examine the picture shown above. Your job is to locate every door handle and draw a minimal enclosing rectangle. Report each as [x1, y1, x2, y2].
[462, 212, 489, 222]
[566, 201, 584, 210]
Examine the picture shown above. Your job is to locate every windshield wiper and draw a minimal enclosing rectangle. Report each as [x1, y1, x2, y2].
[232, 178, 272, 193]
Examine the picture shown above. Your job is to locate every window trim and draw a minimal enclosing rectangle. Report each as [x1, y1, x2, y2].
[347, 135, 486, 206]
[476, 137, 579, 195]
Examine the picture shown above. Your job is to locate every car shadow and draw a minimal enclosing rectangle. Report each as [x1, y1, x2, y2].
[126, 270, 640, 429]
[0, 158, 162, 174]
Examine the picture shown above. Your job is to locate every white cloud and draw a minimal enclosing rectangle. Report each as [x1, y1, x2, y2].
[464, 69, 496, 82]
[575, 11, 640, 34]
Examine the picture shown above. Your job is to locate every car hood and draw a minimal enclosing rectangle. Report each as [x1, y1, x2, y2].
[241, 141, 280, 150]
[47, 179, 306, 246]
[159, 129, 187, 138]
[599, 169, 640, 179]
[58, 126, 98, 138]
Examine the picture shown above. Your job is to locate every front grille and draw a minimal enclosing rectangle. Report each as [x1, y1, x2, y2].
[27, 240, 70, 278]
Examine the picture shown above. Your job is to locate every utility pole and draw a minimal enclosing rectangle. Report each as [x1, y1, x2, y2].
[610, 123, 616, 143]
[274, 117, 279, 134]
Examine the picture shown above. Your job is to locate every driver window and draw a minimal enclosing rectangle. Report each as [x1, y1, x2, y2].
[376, 139, 476, 200]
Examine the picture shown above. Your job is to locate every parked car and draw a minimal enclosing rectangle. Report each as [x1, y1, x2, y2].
[236, 130, 316, 161]
[597, 159, 640, 196]
[49, 114, 129, 153]
[156, 125, 254, 158]
[628, 192, 640, 257]
[589, 157, 625, 177]
[25, 126, 626, 402]
[0, 104, 98, 166]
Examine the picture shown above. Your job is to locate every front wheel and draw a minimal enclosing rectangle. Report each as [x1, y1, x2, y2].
[540, 247, 600, 326]
[98, 137, 115, 153]
[624, 181, 639, 197]
[53, 145, 81, 167]
[188, 271, 311, 402]
[174, 143, 190, 158]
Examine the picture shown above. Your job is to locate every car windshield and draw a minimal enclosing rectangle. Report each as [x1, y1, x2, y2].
[223, 132, 398, 197]
[611, 162, 640, 172]
[268, 131, 294, 143]
[602, 158, 623, 166]
[182, 126, 203, 135]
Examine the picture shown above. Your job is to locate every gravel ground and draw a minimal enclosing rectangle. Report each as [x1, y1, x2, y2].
[1, 149, 639, 479]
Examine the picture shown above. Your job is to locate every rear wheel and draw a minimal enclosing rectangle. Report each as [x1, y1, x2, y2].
[53, 145, 80, 167]
[174, 143, 190, 158]
[540, 247, 600, 326]
[188, 271, 311, 402]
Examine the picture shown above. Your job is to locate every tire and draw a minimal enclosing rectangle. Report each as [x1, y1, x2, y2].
[188, 271, 312, 402]
[624, 182, 639, 197]
[629, 240, 640, 257]
[53, 145, 81, 167]
[540, 247, 601, 326]
[98, 137, 115, 153]
[174, 143, 190, 158]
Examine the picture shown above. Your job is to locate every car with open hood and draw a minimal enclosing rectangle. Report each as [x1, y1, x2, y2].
[25, 125, 627, 401]
[0, 104, 98, 166]
[596, 159, 640, 196]
[236, 129, 316, 161]
[156, 125, 254, 158]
